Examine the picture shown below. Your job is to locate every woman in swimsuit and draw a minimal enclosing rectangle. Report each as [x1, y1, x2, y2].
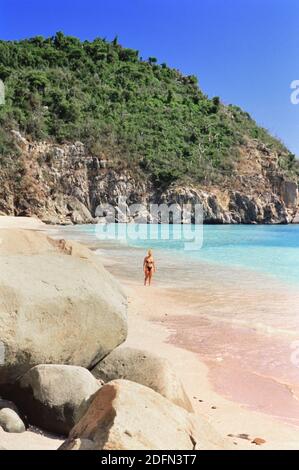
[143, 249, 156, 286]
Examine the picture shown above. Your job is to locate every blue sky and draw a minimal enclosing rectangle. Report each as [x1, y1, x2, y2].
[1, 0, 298, 154]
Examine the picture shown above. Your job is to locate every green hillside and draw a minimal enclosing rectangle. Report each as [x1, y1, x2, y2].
[0, 32, 297, 186]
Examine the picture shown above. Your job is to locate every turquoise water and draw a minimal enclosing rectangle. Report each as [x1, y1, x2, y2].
[196, 225, 299, 285]
[55, 224, 299, 286]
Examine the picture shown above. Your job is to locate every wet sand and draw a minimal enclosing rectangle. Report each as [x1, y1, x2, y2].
[119, 279, 299, 449]
[101, 248, 299, 423]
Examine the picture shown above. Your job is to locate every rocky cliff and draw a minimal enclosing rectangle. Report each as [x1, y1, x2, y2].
[0, 35, 298, 224]
[0, 131, 297, 225]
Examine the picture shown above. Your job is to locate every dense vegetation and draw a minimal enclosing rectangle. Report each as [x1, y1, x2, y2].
[0, 32, 297, 186]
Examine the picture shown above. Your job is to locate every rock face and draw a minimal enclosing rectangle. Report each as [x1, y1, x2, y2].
[8, 365, 101, 435]
[0, 229, 128, 385]
[92, 347, 193, 412]
[0, 134, 297, 224]
[280, 180, 298, 208]
[59, 380, 226, 450]
[0, 408, 25, 433]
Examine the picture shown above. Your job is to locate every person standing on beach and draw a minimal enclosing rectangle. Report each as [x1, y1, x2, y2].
[143, 249, 156, 286]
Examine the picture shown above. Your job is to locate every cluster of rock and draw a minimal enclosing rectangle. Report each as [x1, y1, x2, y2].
[0, 228, 224, 450]
[0, 132, 297, 225]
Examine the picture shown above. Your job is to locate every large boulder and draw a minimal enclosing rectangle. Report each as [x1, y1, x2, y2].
[0, 229, 127, 385]
[0, 408, 25, 433]
[59, 380, 226, 450]
[92, 347, 193, 412]
[8, 365, 101, 435]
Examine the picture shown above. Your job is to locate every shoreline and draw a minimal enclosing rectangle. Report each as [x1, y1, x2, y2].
[114, 278, 299, 450]
[53, 224, 299, 447]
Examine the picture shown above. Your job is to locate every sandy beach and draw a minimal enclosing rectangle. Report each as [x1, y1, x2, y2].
[115, 279, 299, 450]
[0, 426, 63, 450]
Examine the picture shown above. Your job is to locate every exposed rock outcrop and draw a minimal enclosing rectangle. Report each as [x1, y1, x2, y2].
[280, 180, 298, 208]
[0, 229, 128, 385]
[59, 380, 227, 450]
[0, 134, 297, 225]
[91, 347, 193, 412]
